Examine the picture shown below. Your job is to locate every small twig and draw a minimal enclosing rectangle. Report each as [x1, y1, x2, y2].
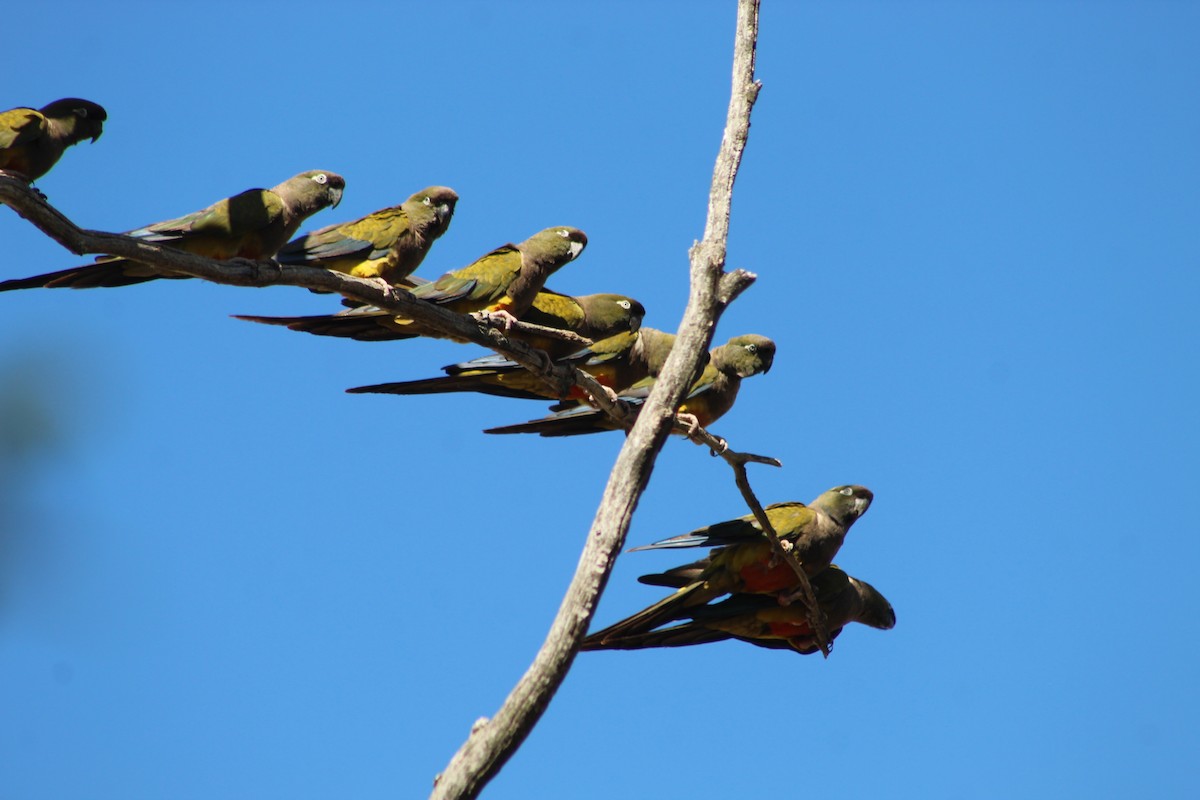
[726, 456, 831, 657]
[676, 421, 828, 655]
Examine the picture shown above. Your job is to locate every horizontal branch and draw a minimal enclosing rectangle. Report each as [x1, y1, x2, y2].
[0, 174, 629, 420]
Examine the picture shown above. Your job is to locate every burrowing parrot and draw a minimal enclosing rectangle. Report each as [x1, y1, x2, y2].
[583, 566, 895, 655]
[346, 325, 678, 402]
[0, 171, 345, 290]
[276, 186, 458, 285]
[482, 333, 775, 436]
[234, 225, 586, 338]
[584, 485, 874, 640]
[0, 98, 106, 182]
[234, 288, 634, 357]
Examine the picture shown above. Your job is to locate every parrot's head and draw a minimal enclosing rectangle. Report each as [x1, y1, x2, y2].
[281, 170, 345, 215]
[584, 294, 646, 336]
[42, 98, 108, 143]
[850, 577, 896, 630]
[812, 485, 874, 528]
[715, 334, 776, 378]
[412, 186, 459, 232]
[525, 226, 588, 269]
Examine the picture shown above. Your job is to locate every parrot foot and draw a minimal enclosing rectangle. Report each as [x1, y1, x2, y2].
[590, 384, 620, 406]
[776, 586, 807, 606]
[766, 539, 795, 569]
[1, 170, 48, 200]
[473, 309, 519, 331]
[531, 348, 554, 372]
[707, 437, 729, 456]
[675, 412, 701, 436]
[227, 257, 283, 283]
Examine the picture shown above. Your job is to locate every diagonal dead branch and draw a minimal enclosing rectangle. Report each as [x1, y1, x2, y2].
[429, 1, 763, 798]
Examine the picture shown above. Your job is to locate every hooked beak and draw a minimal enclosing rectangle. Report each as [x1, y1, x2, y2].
[329, 186, 343, 209]
[568, 241, 584, 260]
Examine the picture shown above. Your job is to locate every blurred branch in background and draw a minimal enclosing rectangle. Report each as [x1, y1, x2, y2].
[0, 350, 77, 619]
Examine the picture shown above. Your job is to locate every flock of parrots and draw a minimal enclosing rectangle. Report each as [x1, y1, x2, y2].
[1, 98, 896, 657]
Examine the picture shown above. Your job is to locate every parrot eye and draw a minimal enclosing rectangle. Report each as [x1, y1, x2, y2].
[618, 300, 631, 309]
[557, 229, 570, 238]
[313, 174, 328, 185]
[423, 196, 433, 206]
[840, 486, 854, 496]
[744, 343, 758, 354]
[75, 107, 89, 117]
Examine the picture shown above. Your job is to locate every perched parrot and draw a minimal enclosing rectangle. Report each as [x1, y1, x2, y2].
[584, 485, 874, 640]
[582, 566, 895, 655]
[235, 288, 634, 357]
[276, 186, 458, 285]
[0, 171, 345, 291]
[0, 98, 106, 182]
[234, 225, 586, 338]
[482, 333, 775, 436]
[347, 325, 678, 402]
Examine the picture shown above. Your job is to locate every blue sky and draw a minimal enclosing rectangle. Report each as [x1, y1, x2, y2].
[2, 2, 1197, 797]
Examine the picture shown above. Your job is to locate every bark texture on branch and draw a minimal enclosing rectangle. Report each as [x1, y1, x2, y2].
[429, 2, 762, 798]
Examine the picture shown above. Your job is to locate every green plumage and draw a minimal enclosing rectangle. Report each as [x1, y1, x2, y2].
[0, 98, 106, 182]
[277, 186, 457, 284]
[347, 323, 671, 402]
[582, 566, 895, 655]
[587, 486, 874, 641]
[0, 170, 345, 291]
[483, 333, 775, 436]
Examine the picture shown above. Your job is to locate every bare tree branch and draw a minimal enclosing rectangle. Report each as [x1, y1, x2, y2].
[0, 176, 635, 422]
[1, 0, 780, 792]
[429, 2, 762, 798]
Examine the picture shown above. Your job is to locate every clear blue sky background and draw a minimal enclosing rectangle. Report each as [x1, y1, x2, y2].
[2, 2, 1197, 797]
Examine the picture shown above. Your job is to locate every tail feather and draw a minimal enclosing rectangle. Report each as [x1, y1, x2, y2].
[636, 559, 709, 589]
[582, 623, 732, 651]
[347, 376, 545, 400]
[233, 313, 417, 341]
[585, 583, 718, 642]
[1, 261, 165, 290]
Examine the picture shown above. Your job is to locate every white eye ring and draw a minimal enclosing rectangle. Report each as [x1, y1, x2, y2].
[618, 300, 630, 309]
[557, 229, 570, 238]
[745, 343, 757, 354]
[840, 486, 854, 496]
[313, 174, 328, 185]
[76, 108, 89, 118]
[423, 196, 432, 206]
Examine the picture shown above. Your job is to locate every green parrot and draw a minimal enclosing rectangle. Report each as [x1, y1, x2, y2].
[0, 171, 345, 291]
[346, 325, 678, 402]
[582, 566, 895, 655]
[0, 98, 106, 182]
[276, 186, 458, 285]
[482, 333, 775, 436]
[234, 225, 585, 333]
[235, 288, 633, 357]
[583, 485, 874, 641]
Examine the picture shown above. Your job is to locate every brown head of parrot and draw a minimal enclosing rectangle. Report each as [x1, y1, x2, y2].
[0, 98, 107, 181]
